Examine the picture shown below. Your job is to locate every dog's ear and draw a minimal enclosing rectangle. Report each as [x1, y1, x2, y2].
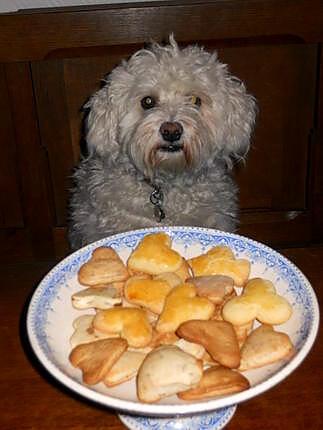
[84, 85, 119, 159]
[221, 76, 257, 164]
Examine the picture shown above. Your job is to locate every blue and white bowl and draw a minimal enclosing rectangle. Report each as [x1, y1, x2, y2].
[119, 406, 237, 430]
[27, 227, 319, 418]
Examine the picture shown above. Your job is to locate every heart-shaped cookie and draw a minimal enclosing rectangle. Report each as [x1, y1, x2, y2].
[155, 283, 215, 333]
[69, 338, 128, 385]
[178, 365, 250, 400]
[104, 350, 146, 387]
[188, 246, 250, 287]
[93, 307, 153, 348]
[78, 247, 129, 286]
[222, 278, 292, 326]
[137, 345, 203, 403]
[124, 276, 174, 314]
[127, 233, 182, 275]
[69, 315, 114, 348]
[239, 324, 294, 370]
[176, 319, 240, 368]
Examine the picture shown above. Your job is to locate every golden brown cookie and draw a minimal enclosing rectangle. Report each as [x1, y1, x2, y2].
[127, 233, 182, 275]
[174, 258, 192, 281]
[188, 246, 250, 287]
[156, 283, 215, 333]
[93, 307, 153, 348]
[69, 338, 127, 385]
[178, 365, 250, 400]
[124, 276, 173, 314]
[222, 278, 293, 326]
[177, 319, 240, 368]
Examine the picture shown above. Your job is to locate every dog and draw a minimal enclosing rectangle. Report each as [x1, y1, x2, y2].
[68, 36, 256, 250]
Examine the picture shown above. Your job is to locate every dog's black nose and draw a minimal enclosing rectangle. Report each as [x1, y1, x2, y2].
[159, 121, 183, 142]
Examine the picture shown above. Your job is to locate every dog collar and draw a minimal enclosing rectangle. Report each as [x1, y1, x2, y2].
[146, 180, 166, 222]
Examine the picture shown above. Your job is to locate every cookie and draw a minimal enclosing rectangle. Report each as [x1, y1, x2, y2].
[156, 283, 215, 333]
[188, 246, 250, 287]
[178, 365, 250, 400]
[69, 314, 115, 348]
[69, 338, 127, 385]
[174, 338, 205, 359]
[189, 275, 235, 304]
[137, 345, 203, 403]
[124, 276, 174, 314]
[222, 278, 293, 326]
[233, 320, 254, 348]
[177, 319, 240, 368]
[127, 232, 182, 275]
[104, 350, 146, 387]
[239, 324, 294, 371]
[72, 286, 122, 310]
[78, 246, 129, 286]
[93, 307, 153, 348]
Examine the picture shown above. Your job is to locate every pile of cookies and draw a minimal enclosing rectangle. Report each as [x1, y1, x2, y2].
[68, 232, 294, 403]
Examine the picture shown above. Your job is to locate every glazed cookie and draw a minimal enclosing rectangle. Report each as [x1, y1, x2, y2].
[156, 283, 215, 333]
[124, 276, 174, 314]
[127, 233, 182, 275]
[93, 307, 153, 348]
[188, 246, 250, 287]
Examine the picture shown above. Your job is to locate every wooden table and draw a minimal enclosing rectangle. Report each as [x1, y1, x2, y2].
[1, 246, 322, 429]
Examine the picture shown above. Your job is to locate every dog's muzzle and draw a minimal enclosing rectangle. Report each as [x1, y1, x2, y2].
[159, 121, 183, 152]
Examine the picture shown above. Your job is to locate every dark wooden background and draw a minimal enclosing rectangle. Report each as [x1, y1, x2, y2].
[0, 0, 322, 262]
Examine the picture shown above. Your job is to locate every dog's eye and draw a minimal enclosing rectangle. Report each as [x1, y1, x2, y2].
[190, 95, 202, 107]
[141, 96, 156, 110]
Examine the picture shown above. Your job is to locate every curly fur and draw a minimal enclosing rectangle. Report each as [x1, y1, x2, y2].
[69, 36, 256, 249]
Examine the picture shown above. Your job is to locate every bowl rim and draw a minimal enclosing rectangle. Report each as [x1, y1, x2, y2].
[26, 226, 320, 416]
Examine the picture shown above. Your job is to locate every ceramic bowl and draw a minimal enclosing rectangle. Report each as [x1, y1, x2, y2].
[27, 227, 319, 417]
